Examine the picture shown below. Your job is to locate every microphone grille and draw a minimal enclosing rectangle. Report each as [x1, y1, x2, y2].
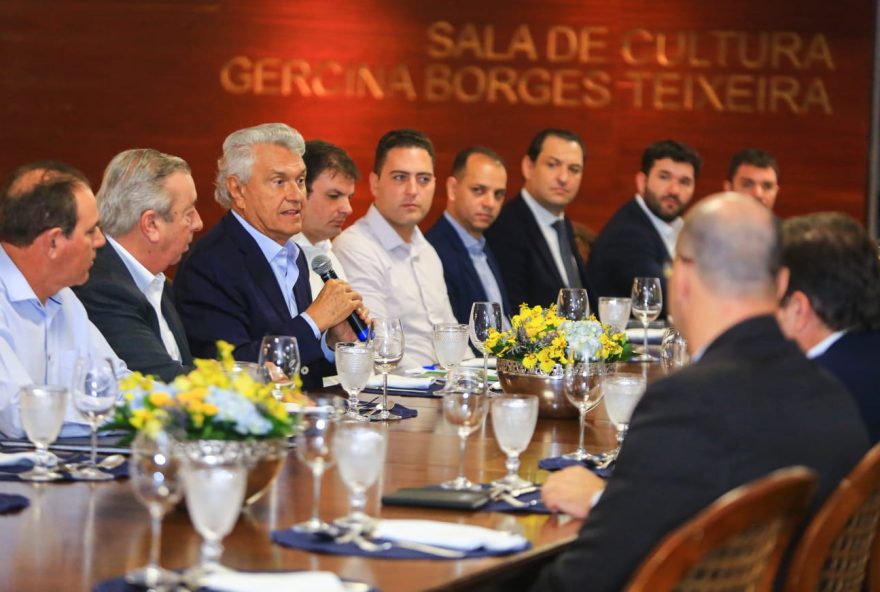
[311, 254, 333, 275]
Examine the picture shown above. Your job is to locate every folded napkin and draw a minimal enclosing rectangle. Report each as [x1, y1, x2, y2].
[0, 451, 57, 467]
[374, 519, 528, 552]
[203, 570, 347, 592]
[0, 454, 128, 482]
[366, 374, 434, 390]
[359, 401, 418, 420]
[460, 357, 497, 370]
[538, 455, 614, 478]
[0, 493, 29, 514]
[481, 488, 550, 514]
[624, 327, 666, 344]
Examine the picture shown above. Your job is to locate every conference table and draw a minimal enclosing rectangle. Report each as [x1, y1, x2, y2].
[0, 362, 670, 592]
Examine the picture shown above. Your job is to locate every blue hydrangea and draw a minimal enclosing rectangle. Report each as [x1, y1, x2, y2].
[561, 320, 604, 361]
[206, 387, 272, 436]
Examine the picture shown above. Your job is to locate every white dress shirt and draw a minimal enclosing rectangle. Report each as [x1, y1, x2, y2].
[106, 237, 181, 362]
[291, 233, 348, 301]
[334, 205, 457, 370]
[0, 246, 128, 438]
[634, 194, 684, 258]
[806, 330, 846, 359]
[521, 189, 573, 286]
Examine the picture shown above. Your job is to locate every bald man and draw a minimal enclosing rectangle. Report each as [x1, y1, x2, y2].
[524, 194, 869, 592]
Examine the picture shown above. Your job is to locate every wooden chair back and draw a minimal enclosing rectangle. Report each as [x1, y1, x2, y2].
[626, 466, 817, 592]
[785, 443, 880, 592]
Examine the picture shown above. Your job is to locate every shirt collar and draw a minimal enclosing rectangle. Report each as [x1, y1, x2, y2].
[364, 204, 427, 253]
[521, 189, 565, 227]
[231, 209, 301, 264]
[807, 330, 847, 359]
[292, 233, 331, 254]
[105, 237, 165, 295]
[0, 244, 49, 304]
[443, 212, 485, 253]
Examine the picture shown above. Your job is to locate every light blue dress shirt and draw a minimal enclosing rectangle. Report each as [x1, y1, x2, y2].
[442, 212, 505, 315]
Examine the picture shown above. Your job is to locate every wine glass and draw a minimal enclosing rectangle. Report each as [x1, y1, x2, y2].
[660, 327, 690, 369]
[258, 335, 301, 400]
[333, 423, 387, 530]
[598, 297, 632, 334]
[603, 372, 647, 460]
[432, 323, 470, 371]
[335, 342, 373, 422]
[370, 318, 404, 421]
[181, 441, 247, 584]
[126, 429, 184, 589]
[491, 394, 538, 489]
[631, 277, 663, 362]
[72, 356, 118, 481]
[440, 368, 489, 491]
[562, 362, 606, 462]
[469, 302, 502, 387]
[19, 385, 68, 482]
[556, 288, 590, 320]
[293, 405, 337, 533]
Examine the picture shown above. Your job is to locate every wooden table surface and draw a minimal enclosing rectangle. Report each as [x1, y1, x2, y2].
[0, 362, 669, 592]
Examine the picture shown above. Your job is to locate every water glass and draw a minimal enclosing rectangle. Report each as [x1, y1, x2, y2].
[370, 318, 404, 421]
[603, 373, 647, 457]
[598, 297, 632, 334]
[19, 385, 68, 482]
[562, 362, 606, 462]
[491, 394, 539, 489]
[182, 441, 247, 584]
[258, 335, 301, 400]
[661, 327, 689, 369]
[126, 429, 184, 589]
[335, 342, 373, 422]
[631, 277, 663, 361]
[432, 323, 470, 370]
[333, 423, 387, 530]
[557, 288, 590, 320]
[469, 302, 502, 388]
[71, 356, 118, 480]
[294, 406, 337, 533]
[441, 368, 489, 491]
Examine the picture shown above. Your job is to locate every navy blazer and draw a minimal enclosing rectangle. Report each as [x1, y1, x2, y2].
[529, 316, 869, 592]
[815, 331, 880, 443]
[586, 197, 671, 317]
[173, 212, 327, 390]
[73, 241, 193, 383]
[425, 215, 511, 324]
[484, 192, 588, 310]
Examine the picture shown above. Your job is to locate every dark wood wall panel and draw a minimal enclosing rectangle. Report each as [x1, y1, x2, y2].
[1, 0, 874, 243]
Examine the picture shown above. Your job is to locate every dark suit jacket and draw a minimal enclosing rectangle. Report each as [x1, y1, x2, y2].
[815, 330, 880, 443]
[586, 197, 672, 317]
[173, 212, 327, 390]
[425, 215, 511, 324]
[484, 192, 588, 310]
[529, 316, 869, 592]
[72, 241, 193, 383]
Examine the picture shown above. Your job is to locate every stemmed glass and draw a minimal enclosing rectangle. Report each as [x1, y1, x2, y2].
[126, 429, 184, 589]
[370, 318, 404, 421]
[181, 441, 247, 584]
[19, 385, 68, 482]
[335, 342, 373, 422]
[469, 302, 502, 386]
[660, 327, 689, 369]
[432, 323, 470, 371]
[490, 394, 538, 489]
[556, 288, 590, 320]
[441, 368, 489, 491]
[603, 373, 647, 460]
[333, 423, 387, 530]
[294, 405, 337, 533]
[598, 297, 632, 334]
[258, 335, 301, 400]
[631, 277, 663, 362]
[72, 356, 118, 480]
[562, 362, 606, 462]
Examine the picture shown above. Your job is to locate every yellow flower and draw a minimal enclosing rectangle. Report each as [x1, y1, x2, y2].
[148, 391, 172, 408]
[216, 340, 235, 372]
[522, 353, 538, 370]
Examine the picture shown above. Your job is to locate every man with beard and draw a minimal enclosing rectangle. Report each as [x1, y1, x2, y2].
[586, 140, 701, 317]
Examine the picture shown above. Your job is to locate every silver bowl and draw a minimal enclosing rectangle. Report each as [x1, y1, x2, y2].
[496, 359, 576, 419]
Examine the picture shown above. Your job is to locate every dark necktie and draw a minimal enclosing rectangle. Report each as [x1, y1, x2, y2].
[292, 250, 312, 314]
[552, 219, 582, 289]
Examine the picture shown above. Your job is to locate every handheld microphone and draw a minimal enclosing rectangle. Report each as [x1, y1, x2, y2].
[311, 254, 370, 341]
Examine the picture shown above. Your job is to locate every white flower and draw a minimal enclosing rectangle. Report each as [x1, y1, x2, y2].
[561, 320, 604, 361]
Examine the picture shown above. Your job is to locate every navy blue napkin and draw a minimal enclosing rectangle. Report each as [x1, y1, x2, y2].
[0, 454, 128, 482]
[0, 492, 29, 514]
[363, 382, 444, 399]
[359, 401, 418, 420]
[271, 528, 528, 560]
[92, 573, 379, 592]
[481, 487, 550, 514]
[538, 455, 614, 478]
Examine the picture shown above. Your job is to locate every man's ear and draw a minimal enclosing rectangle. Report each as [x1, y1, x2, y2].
[226, 176, 246, 210]
[723, 180, 733, 192]
[446, 176, 458, 205]
[775, 266, 791, 303]
[521, 155, 534, 182]
[635, 171, 647, 195]
[369, 171, 380, 199]
[40, 227, 64, 260]
[139, 210, 161, 243]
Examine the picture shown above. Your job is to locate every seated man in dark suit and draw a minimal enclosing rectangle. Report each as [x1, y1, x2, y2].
[173, 123, 365, 390]
[777, 212, 880, 442]
[586, 139, 701, 317]
[74, 149, 201, 382]
[485, 129, 588, 309]
[523, 193, 869, 592]
[426, 146, 511, 323]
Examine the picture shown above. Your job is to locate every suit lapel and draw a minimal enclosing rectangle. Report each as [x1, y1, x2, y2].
[102, 242, 163, 335]
[439, 216, 486, 299]
[514, 193, 565, 285]
[292, 249, 313, 311]
[161, 286, 192, 364]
